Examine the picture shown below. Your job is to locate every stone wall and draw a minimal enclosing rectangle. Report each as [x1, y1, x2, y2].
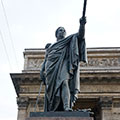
[10, 47, 120, 120]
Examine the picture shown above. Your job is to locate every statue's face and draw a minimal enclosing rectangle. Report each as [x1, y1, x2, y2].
[56, 27, 66, 40]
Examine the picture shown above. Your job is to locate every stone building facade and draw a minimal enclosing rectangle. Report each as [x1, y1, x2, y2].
[10, 47, 120, 120]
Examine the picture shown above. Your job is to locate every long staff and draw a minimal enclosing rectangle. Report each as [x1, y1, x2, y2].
[82, 0, 87, 18]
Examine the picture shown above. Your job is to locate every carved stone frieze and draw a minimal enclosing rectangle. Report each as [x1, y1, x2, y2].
[23, 48, 120, 71]
[80, 57, 120, 67]
[27, 59, 44, 70]
[26, 57, 120, 70]
[23, 48, 120, 70]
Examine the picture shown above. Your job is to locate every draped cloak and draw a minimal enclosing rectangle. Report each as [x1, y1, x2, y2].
[40, 33, 87, 111]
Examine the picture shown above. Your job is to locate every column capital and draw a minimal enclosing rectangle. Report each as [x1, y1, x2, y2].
[17, 97, 29, 110]
[99, 97, 113, 110]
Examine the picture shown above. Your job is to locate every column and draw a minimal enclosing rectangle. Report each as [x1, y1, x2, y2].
[17, 97, 29, 120]
[99, 97, 113, 120]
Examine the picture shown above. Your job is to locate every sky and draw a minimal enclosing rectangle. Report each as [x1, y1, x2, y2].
[0, 0, 120, 120]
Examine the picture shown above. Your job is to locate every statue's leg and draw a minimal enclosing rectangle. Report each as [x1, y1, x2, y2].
[61, 80, 73, 111]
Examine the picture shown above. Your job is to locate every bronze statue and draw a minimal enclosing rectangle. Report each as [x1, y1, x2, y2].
[40, 17, 87, 112]
[40, 0, 88, 112]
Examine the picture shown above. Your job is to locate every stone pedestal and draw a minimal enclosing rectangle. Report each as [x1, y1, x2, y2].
[26, 117, 93, 120]
[26, 112, 93, 120]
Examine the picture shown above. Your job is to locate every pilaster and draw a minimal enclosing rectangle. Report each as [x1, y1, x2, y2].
[99, 97, 113, 120]
[17, 97, 29, 120]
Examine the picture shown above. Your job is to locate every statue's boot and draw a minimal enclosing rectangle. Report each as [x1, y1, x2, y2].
[64, 107, 73, 111]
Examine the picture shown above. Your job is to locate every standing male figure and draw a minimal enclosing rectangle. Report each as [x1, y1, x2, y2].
[40, 17, 87, 112]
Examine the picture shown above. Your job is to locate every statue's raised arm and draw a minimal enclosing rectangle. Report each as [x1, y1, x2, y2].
[78, 17, 86, 39]
[78, 0, 87, 39]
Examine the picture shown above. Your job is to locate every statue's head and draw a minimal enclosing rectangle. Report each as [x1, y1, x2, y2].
[55, 27, 66, 40]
